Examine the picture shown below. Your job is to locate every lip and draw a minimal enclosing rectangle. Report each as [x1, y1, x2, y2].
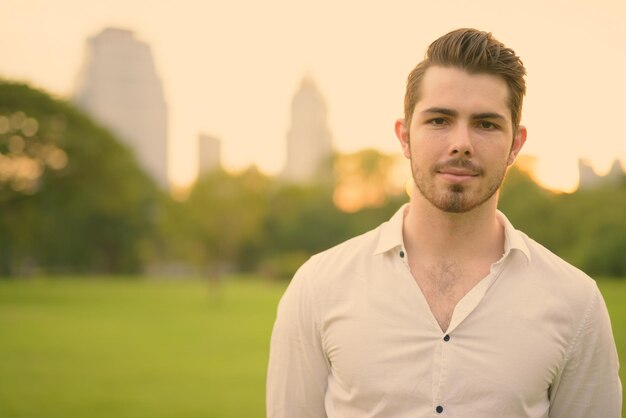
[437, 169, 479, 182]
[439, 168, 478, 176]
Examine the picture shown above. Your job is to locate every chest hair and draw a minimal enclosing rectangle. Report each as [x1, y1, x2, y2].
[411, 259, 487, 332]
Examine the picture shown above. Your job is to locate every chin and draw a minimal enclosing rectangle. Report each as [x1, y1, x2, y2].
[435, 189, 490, 213]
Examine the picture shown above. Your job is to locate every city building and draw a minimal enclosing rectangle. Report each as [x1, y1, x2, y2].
[198, 133, 221, 175]
[281, 75, 333, 182]
[74, 27, 169, 188]
[578, 159, 625, 190]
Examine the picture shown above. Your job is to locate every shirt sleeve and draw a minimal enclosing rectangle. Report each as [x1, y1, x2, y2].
[266, 257, 330, 418]
[548, 284, 622, 417]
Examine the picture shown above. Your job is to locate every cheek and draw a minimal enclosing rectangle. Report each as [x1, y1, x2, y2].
[409, 136, 441, 162]
[477, 140, 510, 161]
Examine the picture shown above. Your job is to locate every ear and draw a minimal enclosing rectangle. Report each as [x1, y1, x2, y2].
[395, 119, 411, 159]
[507, 125, 527, 166]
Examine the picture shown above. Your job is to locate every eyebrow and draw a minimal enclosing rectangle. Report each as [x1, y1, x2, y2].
[421, 107, 507, 121]
[472, 112, 507, 121]
[421, 107, 458, 117]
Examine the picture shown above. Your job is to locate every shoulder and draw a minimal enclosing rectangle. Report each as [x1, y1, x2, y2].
[499, 209, 600, 308]
[299, 225, 382, 282]
[515, 230, 601, 312]
[285, 223, 385, 300]
[520, 231, 593, 283]
[311, 226, 382, 274]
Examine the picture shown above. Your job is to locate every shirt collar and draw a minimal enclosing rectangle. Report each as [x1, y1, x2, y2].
[373, 204, 409, 256]
[496, 210, 531, 264]
[373, 204, 531, 264]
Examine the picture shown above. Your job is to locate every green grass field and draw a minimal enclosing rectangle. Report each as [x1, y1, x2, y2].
[0, 277, 623, 417]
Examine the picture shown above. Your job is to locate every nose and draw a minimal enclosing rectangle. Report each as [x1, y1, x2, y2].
[449, 124, 474, 158]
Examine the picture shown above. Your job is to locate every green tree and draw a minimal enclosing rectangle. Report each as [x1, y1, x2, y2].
[500, 165, 626, 279]
[499, 166, 562, 249]
[180, 168, 270, 276]
[0, 81, 159, 276]
[563, 183, 626, 277]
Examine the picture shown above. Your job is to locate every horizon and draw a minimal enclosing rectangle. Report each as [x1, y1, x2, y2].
[2, 0, 625, 193]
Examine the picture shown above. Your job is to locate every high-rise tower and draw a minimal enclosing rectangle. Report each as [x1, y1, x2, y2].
[74, 27, 169, 188]
[578, 159, 625, 190]
[282, 75, 333, 182]
[198, 133, 221, 175]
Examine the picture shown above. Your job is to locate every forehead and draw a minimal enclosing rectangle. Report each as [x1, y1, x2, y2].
[415, 66, 510, 119]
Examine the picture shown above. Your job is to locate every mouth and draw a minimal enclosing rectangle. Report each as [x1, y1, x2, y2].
[436, 166, 480, 183]
[438, 168, 479, 176]
[438, 173, 477, 183]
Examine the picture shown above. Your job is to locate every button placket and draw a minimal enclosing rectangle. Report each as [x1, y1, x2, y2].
[435, 330, 452, 416]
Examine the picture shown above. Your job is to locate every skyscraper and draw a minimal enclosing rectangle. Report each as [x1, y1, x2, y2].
[198, 133, 221, 175]
[578, 159, 625, 190]
[74, 27, 169, 188]
[282, 75, 333, 182]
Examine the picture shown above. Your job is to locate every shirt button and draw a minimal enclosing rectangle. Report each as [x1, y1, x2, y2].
[443, 334, 450, 342]
[399, 250, 405, 258]
[436, 405, 444, 413]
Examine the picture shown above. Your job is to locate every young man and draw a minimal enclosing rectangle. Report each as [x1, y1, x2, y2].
[267, 28, 622, 417]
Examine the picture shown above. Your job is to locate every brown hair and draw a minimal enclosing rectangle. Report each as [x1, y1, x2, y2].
[404, 28, 526, 133]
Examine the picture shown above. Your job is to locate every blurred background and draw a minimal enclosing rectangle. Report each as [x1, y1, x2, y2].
[0, 1, 624, 417]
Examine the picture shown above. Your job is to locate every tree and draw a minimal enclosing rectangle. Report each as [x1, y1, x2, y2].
[333, 149, 407, 213]
[0, 81, 159, 276]
[500, 165, 626, 279]
[180, 168, 270, 276]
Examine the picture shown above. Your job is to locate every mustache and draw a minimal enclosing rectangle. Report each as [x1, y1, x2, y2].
[434, 159, 483, 175]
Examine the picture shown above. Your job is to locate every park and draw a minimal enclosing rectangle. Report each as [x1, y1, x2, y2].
[1, 22, 625, 415]
[0, 276, 624, 417]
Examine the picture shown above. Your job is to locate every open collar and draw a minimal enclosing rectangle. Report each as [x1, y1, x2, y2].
[373, 204, 531, 264]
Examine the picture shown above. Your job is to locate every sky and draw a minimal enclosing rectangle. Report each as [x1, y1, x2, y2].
[1, 0, 625, 192]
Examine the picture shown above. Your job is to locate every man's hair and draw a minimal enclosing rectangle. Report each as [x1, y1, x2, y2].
[404, 28, 526, 133]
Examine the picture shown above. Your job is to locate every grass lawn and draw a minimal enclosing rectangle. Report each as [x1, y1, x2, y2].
[0, 277, 288, 418]
[598, 278, 626, 405]
[0, 276, 623, 417]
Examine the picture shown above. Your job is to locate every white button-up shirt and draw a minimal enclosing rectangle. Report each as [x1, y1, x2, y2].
[267, 205, 622, 417]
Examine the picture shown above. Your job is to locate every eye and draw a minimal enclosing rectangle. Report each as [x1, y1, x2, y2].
[428, 117, 448, 126]
[478, 121, 498, 130]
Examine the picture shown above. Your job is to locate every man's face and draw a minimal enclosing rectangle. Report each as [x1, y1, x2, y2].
[395, 66, 526, 213]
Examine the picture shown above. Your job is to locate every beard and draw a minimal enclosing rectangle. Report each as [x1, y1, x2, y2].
[410, 157, 507, 213]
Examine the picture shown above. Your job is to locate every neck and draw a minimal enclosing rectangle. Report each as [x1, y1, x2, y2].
[403, 188, 504, 262]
